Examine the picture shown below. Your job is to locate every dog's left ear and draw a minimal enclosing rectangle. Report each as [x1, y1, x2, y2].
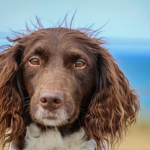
[0, 42, 25, 146]
[84, 47, 140, 150]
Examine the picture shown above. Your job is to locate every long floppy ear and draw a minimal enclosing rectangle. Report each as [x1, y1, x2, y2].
[84, 47, 140, 150]
[0, 43, 25, 146]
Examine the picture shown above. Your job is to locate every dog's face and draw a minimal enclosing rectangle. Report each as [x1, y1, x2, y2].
[22, 28, 97, 126]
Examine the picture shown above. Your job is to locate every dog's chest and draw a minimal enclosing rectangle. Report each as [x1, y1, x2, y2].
[14, 123, 96, 150]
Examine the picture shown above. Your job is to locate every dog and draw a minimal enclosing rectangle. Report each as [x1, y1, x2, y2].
[0, 20, 140, 150]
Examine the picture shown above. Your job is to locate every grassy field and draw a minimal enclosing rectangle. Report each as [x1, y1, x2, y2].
[1, 117, 150, 150]
[118, 117, 150, 150]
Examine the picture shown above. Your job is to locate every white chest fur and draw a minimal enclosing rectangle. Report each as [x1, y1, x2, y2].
[10, 123, 96, 150]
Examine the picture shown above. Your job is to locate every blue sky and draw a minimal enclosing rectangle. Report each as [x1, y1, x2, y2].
[0, 0, 150, 39]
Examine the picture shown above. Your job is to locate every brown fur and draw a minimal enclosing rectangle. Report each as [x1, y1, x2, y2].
[0, 20, 140, 150]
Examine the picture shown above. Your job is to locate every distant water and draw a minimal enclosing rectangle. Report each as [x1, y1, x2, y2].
[110, 50, 150, 114]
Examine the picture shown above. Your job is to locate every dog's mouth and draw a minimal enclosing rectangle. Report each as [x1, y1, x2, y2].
[30, 92, 77, 126]
[45, 116, 57, 120]
[32, 105, 70, 126]
[37, 106, 66, 119]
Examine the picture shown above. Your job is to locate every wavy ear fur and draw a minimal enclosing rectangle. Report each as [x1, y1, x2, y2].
[0, 44, 25, 146]
[84, 47, 140, 150]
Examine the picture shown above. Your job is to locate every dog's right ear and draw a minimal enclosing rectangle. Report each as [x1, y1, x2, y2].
[0, 41, 26, 147]
[84, 46, 140, 150]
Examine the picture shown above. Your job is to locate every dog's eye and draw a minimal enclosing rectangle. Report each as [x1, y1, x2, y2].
[74, 61, 85, 68]
[29, 58, 40, 65]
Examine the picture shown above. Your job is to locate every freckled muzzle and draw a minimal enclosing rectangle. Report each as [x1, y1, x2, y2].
[30, 75, 78, 126]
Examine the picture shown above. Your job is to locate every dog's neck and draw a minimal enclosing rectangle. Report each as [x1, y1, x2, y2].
[10, 122, 97, 150]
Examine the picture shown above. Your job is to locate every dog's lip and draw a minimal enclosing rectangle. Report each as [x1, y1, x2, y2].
[44, 116, 57, 120]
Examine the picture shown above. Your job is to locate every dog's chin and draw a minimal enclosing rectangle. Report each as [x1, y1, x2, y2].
[35, 118, 69, 127]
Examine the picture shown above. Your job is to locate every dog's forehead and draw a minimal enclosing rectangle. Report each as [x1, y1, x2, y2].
[28, 27, 85, 47]
[23, 40, 95, 63]
[24, 27, 94, 56]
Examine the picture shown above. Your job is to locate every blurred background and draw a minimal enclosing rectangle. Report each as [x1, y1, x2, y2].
[0, 0, 150, 149]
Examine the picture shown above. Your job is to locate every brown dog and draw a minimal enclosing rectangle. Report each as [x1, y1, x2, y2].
[0, 21, 140, 150]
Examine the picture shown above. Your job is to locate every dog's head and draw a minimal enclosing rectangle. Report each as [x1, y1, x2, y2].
[0, 24, 140, 149]
[21, 28, 97, 127]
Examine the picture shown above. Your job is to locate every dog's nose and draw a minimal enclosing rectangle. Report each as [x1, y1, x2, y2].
[39, 91, 63, 110]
